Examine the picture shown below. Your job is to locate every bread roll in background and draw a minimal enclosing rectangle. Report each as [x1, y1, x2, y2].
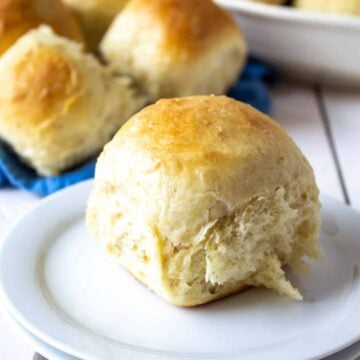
[0, 0, 83, 55]
[295, 0, 360, 16]
[87, 95, 321, 307]
[62, 0, 129, 51]
[0, 26, 146, 176]
[100, 0, 247, 100]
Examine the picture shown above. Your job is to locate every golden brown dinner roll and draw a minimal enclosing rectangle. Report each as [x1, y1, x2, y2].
[100, 0, 247, 100]
[87, 95, 321, 307]
[0, 0, 83, 56]
[0, 26, 146, 176]
[295, 0, 360, 16]
[62, 0, 129, 51]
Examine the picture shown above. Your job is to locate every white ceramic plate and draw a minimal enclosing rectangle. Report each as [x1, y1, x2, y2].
[1, 180, 360, 360]
[216, 0, 360, 87]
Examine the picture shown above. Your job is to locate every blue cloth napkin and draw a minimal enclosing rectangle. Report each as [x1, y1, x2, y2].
[0, 58, 277, 196]
[229, 57, 277, 114]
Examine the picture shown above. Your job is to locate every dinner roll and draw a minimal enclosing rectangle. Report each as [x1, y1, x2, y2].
[0, 26, 146, 176]
[100, 0, 247, 100]
[295, 0, 360, 15]
[62, 0, 129, 51]
[0, 0, 83, 56]
[87, 95, 321, 307]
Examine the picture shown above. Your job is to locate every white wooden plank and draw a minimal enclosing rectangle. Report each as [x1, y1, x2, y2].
[270, 82, 344, 202]
[322, 89, 360, 212]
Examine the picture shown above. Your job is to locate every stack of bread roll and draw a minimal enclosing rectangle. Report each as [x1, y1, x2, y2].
[0, 0, 321, 306]
[0, 0, 247, 176]
[86, 0, 320, 306]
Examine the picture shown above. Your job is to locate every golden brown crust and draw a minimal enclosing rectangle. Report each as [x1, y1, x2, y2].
[9, 46, 80, 122]
[0, 0, 83, 55]
[123, 96, 275, 154]
[125, 0, 241, 57]
[111, 97, 314, 226]
[117, 96, 311, 187]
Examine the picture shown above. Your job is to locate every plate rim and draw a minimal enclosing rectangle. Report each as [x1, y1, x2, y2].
[6, 302, 360, 360]
[4, 310, 78, 360]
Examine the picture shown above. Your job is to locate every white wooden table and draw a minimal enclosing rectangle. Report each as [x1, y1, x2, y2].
[0, 81, 359, 359]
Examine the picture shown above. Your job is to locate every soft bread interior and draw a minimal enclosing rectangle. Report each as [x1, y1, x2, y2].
[88, 180, 320, 306]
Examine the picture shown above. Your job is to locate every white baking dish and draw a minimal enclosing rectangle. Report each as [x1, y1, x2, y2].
[216, 0, 360, 87]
